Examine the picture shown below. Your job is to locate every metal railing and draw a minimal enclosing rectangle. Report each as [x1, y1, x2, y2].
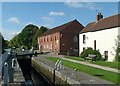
[0, 52, 9, 86]
[2, 52, 9, 68]
[55, 59, 64, 70]
[0, 52, 9, 80]
[0, 50, 34, 86]
[0, 49, 38, 86]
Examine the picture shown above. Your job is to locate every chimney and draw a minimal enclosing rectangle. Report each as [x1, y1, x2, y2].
[96, 12, 103, 21]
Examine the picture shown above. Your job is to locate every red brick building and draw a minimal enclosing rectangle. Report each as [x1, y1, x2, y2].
[38, 19, 84, 56]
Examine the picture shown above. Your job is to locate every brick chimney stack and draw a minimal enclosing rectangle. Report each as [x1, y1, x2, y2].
[96, 12, 103, 21]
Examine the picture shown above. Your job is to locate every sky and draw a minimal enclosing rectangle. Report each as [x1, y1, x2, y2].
[1, 2, 119, 40]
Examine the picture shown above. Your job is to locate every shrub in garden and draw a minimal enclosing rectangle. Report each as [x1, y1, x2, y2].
[80, 47, 102, 60]
[115, 47, 120, 61]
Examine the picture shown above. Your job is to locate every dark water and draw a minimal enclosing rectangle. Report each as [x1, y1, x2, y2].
[16, 54, 53, 86]
[31, 67, 53, 86]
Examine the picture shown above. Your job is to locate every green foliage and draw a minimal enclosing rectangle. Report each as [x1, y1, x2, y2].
[18, 24, 39, 49]
[80, 47, 102, 60]
[0, 33, 9, 54]
[9, 24, 39, 49]
[8, 24, 48, 49]
[115, 47, 120, 61]
[8, 35, 19, 48]
[32, 26, 48, 48]
[115, 35, 120, 62]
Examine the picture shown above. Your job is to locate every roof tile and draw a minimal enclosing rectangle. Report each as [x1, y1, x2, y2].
[81, 14, 120, 33]
[41, 19, 82, 36]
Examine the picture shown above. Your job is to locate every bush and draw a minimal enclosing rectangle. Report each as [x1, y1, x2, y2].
[80, 47, 102, 60]
[115, 47, 120, 61]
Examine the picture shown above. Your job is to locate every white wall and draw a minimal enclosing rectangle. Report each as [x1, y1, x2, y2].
[79, 27, 119, 62]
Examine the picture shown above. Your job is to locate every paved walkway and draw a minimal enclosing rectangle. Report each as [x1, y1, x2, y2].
[33, 56, 115, 85]
[45, 54, 119, 73]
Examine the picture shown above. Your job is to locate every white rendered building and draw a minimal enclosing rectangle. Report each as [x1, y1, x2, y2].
[79, 13, 120, 62]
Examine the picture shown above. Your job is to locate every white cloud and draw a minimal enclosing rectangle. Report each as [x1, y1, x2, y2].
[65, 1, 83, 8]
[49, 11, 65, 16]
[8, 17, 20, 24]
[64, 1, 100, 10]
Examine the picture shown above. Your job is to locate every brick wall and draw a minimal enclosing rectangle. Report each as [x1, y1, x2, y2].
[38, 20, 84, 56]
[38, 32, 60, 53]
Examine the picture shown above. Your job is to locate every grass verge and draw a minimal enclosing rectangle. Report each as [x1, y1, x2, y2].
[47, 57, 119, 84]
[64, 56, 119, 69]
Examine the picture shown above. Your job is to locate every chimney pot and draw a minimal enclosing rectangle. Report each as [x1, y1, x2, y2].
[96, 12, 103, 21]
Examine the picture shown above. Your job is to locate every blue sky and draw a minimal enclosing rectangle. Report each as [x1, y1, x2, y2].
[2, 2, 118, 40]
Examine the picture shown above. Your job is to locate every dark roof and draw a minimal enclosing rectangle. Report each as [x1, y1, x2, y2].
[80, 14, 120, 33]
[40, 19, 81, 37]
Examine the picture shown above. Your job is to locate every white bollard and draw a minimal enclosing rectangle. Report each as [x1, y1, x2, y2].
[12, 58, 18, 68]
[12, 58, 15, 68]
[60, 60, 62, 69]
[55, 59, 60, 69]
[57, 60, 62, 70]
[4, 62, 8, 86]
[61, 60, 64, 70]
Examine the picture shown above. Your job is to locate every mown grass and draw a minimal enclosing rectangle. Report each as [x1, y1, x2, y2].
[64, 56, 119, 69]
[65, 56, 84, 61]
[91, 61, 119, 69]
[47, 57, 119, 84]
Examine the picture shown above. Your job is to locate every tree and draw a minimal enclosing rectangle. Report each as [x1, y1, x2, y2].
[8, 24, 39, 49]
[0, 33, 8, 54]
[8, 35, 19, 48]
[32, 26, 48, 48]
[115, 35, 120, 61]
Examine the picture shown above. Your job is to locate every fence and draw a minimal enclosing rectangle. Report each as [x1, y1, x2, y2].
[55, 59, 64, 70]
[0, 52, 9, 85]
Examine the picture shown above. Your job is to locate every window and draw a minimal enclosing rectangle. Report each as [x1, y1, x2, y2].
[74, 43, 78, 49]
[104, 51, 108, 61]
[55, 36, 57, 41]
[73, 35, 78, 43]
[44, 38, 45, 42]
[47, 38, 48, 42]
[94, 40, 96, 50]
[73, 34, 79, 50]
[83, 47, 85, 51]
[51, 37, 52, 41]
[83, 35, 86, 44]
